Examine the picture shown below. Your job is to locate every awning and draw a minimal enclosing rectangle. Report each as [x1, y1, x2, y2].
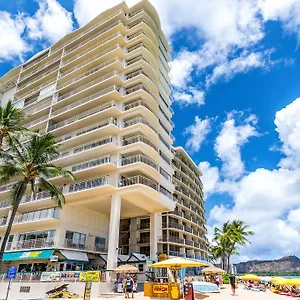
[3, 249, 54, 261]
[59, 250, 89, 262]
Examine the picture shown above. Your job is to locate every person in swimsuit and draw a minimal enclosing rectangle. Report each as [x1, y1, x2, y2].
[229, 274, 237, 296]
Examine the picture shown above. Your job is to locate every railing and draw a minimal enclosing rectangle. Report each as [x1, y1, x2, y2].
[159, 150, 171, 165]
[58, 71, 118, 101]
[24, 114, 48, 128]
[71, 155, 113, 172]
[163, 222, 184, 230]
[18, 64, 58, 90]
[137, 223, 150, 230]
[23, 99, 51, 115]
[126, 55, 150, 67]
[59, 57, 119, 89]
[137, 237, 150, 244]
[125, 69, 153, 84]
[22, 52, 49, 71]
[160, 186, 172, 199]
[16, 78, 56, 97]
[0, 182, 15, 193]
[159, 134, 171, 150]
[50, 101, 116, 131]
[64, 239, 85, 250]
[69, 176, 109, 193]
[127, 31, 144, 41]
[61, 45, 119, 76]
[0, 200, 10, 209]
[124, 99, 155, 115]
[6, 238, 55, 251]
[94, 244, 107, 252]
[185, 240, 194, 246]
[64, 20, 123, 55]
[123, 116, 157, 132]
[55, 136, 114, 160]
[125, 84, 155, 99]
[184, 226, 193, 234]
[121, 154, 158, 170]
[160, 236, 184, 244]
[52, 85, 119, 116]
[0, 217, 7, 226]
[24, 95, 40, 108]
[21, 56, 60, 81]
[119, 175, 158, 191]
[123, 134, 157, 150]
[62, 33, 120, 66]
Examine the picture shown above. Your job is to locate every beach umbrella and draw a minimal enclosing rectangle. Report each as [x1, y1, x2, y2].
[287, 279, 300, 286]
[149, 257, 210, 270]
[270, 277, 285, 283]
[202, 266, 226, 274]
[114, 264, 139, 273]
[274, 278, 291, 286]
[241, 274, 261, 281]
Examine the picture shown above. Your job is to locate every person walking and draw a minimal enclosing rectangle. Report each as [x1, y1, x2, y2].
[123, 274, 135, 298]
[229, 274, 237, 296]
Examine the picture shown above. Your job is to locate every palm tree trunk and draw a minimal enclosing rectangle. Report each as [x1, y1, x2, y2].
[227, 255, 230, 273]
[0, 182, 27, 271]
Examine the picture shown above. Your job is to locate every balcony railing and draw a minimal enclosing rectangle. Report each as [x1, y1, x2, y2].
[121, 154, 158, 170]
[62, 33, 121, 66]
[185, 240, 194, 246]
[184, 227, 193, 234]
[125, 69, 153, 84]
[0, 182, 15, 193]
[125, 84, 155, 99]
[69, 176, 109, 193]
[16, 78, 56, 98]
[94, 244, 107, 252]
[122, 134, 157, 150]
[71, 155, 113, 173]
[137, 237, 150, 244]
[119, 175, 158, 191]
[123, 117, 157, 133]
[61, 45, 119, 77]
[163, 222, 184, 230]
[52, 85, 120, 117]
[50, 101, 116, 131]
[6, 238, 55, 251]
[58, 57, 120, 89]
[64, 20, 123, 55]
[55, 136, 114, 160]
[159, 236, 184, 244]
[124, 99, 155, 115]
[63, 239, 85, 250]
[24, 114, 48, 128]
[137, 223, 150, 230]
[58, 71, 118, 101]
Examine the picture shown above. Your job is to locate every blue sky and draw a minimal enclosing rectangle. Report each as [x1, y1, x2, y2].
[1, 0, 300, 262]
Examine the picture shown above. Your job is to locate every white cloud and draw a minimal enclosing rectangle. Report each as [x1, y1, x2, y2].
[275, 98, 300, 169]
[259, 0, 300, 40]
[198, 161, 220, 195]
[205, 51, 267, 88]
[0, 12, 29, 61]
[215, 112, 259, 179]
[26, 0, 73, 44]
[207, 98, 300, 260]
[185, 116, 211, 152]
[173, 88, 205, 107]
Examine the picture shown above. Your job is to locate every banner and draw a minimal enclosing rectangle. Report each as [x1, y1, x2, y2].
[41, 272, 61, 282]
[41, 271, 81, 282]
[80, 271, 100, 282]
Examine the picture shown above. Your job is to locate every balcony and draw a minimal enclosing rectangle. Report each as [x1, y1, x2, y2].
[185, 240, 194, 247]
[125, 84, 155, 100]
[124, 99, 156, 115]
[123, 134, 157, 151]
[121, 154, 158, 170]
[69, 176, 109, 193]
[24, 114, 48, 129]
[123, 116, 157, 133]
[137, 237, 150, 244]
[184, 226, 193, 234]
[57, 71, 119, 102]
[52, 85, 121, 117]
[63, 239, 85, 250]
[71, 155, 113, 173]
[137, 223, 150, 230]
[160, 236, 184, 244]
[94, 244, 107, 252]
[119, 175, 158, 191]
[6, 238, 55, 251]
[163, 222, 184, 230]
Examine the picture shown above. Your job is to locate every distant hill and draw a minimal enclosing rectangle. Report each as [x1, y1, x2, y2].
[234, 256, 300, 273]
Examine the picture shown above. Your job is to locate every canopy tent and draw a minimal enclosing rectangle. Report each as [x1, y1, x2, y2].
[241, 274, 261, 281]
[202, 266, 226, 274]
[114, 264, 139, 274]
[287, 279, 300, 286]
[274, 278, 291, 286]
[270, 277, 285, 283]
[149, 257, 210, 270]
[59, 250, 89, 262]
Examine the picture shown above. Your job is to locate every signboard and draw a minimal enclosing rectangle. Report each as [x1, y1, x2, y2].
[50, 255, 58, 262]
[80, 271, 100, 282]
[6, 266, 17, 279]
[41, 272, 61, 282]
[41, 271, 81, 282]
[83, 282, 92, 300]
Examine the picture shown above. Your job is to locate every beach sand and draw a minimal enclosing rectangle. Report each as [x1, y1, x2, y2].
[97, 284, 288, 299]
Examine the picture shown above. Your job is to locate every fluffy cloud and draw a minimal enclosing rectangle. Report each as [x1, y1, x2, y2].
[198, 161, 220, 195]
[173, 88, 205, 107]
[207, 98, 300, 260]
[215, 112, 259, 179]
[26, 0, 73, 44]
[275, 98, 300, 169]
[185, 116, 211, 152]
[0, 12, 29, 61]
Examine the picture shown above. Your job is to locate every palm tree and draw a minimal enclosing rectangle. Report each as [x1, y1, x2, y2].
[0, 100, 28, 151]
[226, 220, 254, 272]
[0, 133, 74, 270]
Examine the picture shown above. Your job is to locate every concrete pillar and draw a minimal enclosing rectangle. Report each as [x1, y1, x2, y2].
[150, 213, 159, 262]
[107, 193, 121, 270]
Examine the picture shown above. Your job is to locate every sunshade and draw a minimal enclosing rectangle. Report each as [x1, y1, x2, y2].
[270, 277, 285, 283]
[241, 274, 261, 281]
[59, 250, 89, 262]
[202, 266, 226, 274]
[287, 279, 300, 286]
[274, 278, 291, 286]
[149, 257, 210, 269]
[114, 264, 139, 273]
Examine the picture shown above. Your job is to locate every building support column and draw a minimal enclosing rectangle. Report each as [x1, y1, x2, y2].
[150, 213, 159, 262]
[107, 193, 121, 271]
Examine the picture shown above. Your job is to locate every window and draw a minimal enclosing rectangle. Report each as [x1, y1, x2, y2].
[18, 230, 55, 241]
[95, 237, 106, 245]
[65, 231, 86, 249]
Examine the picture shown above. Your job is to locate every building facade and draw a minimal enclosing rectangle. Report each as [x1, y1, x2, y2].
[119, 147, 208, 261]
[0, 0, 207, 273]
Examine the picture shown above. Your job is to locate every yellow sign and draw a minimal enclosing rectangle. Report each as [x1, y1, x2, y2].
[20, 251, 42, 259]
[153, 284, 169, 294]
[170, 284, 180, 300]
[80, 271, 100, 282]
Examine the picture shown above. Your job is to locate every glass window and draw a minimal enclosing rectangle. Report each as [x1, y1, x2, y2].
[95, 237, 106, 245]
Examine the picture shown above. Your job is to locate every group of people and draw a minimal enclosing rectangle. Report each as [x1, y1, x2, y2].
[244, 280, 267, 292]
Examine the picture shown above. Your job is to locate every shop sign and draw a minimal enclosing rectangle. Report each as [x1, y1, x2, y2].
[6, 266, 17, 279]
[50, 255, 58, 262]
[80, 271, 100, 282]
[41, 272, 61, 282]
[152, 284, 169, 294]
